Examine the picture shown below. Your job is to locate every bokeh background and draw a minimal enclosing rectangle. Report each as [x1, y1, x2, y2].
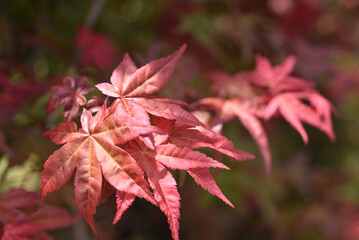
[1, 0, 359, 239]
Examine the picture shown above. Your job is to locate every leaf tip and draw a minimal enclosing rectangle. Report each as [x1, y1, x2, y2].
[85, 215, 98, 235]
[179, 43, 187, 52]
[39, 191, 46, 205]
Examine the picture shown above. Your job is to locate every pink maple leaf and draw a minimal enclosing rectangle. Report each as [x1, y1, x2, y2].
[198, 54, 337, 175]
[41, 105, 157, 233]
[264, 90, 336, 143]
[195, 70, 271, 174]
[47, 76, 94, 122]
[196, 97, 271, 175]
[96, 44, 207, 129]
[251, 55, 314, 94]
[118, 128, 248, 240]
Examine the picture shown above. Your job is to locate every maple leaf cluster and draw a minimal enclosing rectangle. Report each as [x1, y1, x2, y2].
[42, 45, 253, 240]
[196, 54, 336, 175]
[0, 188, 78, 240]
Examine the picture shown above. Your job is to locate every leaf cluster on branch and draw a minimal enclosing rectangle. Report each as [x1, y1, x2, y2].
[196, 54, 336, 175]
[42, 45, 253, 240]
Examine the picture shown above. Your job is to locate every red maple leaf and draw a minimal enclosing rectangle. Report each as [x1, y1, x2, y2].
[121, 138, 227, 240]
[86, 95, 105, 113]
[117, 124, 252, 240]
[0, 189, 78, 240]
[41, 105, 157, 233]
[151, 116, 253, 161]
[102, 110, 252, 240]
[74, 26, 118, 71]
[47, 76, 94, 122]
[97, 46, 252, 239]
[96, 44, 208, 128]
[0, 188, 38, 223]
[95, 45, 187, 98]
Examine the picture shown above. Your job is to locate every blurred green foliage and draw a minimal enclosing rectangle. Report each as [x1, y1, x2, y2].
[0, 154, 40, 194]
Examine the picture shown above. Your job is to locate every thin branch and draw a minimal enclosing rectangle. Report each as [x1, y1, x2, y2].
[84, 0, 107, 29]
